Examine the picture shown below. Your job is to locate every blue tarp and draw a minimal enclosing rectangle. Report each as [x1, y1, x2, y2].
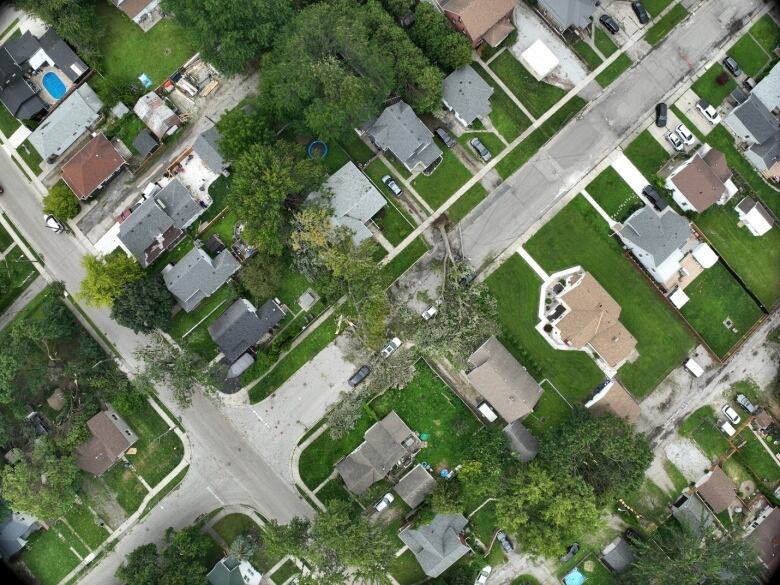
[563, 568, 587, 585]
[138, 73, 153, 88]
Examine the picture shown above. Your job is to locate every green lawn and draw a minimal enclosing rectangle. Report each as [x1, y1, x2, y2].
[644, 4, 689, 46]
[411, 140, 472, 209]
[525, 196, 694, 396]
[211, 513, 283, 572]
[0, 103, 21, 136]
[458, 131, 506, 161]
[101, 465, 148, 515]
[199, 175, 231, 225]
[364, 159, 402, 199]
[691, 64, 737, 106]
[586, 166, 644, 222]
[594, 29, 618, 57]
[596, 53, 633, 87]
[523, 382, 572, 434]
[105, 114, 146, 155]
[323, 144, 350, 174]
[147, 235, 194, 272]
[734, 431, 780, 484]
[95, 3, 198, 87]
[200, 208, 237, 247]
[22, 528, 81, 585]
[472, 63, 532, 140]
[0, 247, 38, 315]
[270, 559, 300, 584]
[380, 237, 428, 288]
[17, 140, 42, 174]
[316, 478, 359, 512]
[749, 15, 780, 54]
[447, 183, 488, 224]
[167, 283, 238, 339]
[643, 0, 674, 17]
[728, 33, 772, 77]
[0, 223, 15, 251]
[572, 40, 603, 70]
[55, 522, 88, 557]
[490, 52, 567, 118]
[679, 406, 731, 459]
[340, 132, 374, 164]
[390, 549, 428, 585]
[679, 262, 763, 357]
[469, 500, 498, 544]
[623, 130, 670, 179]
[64, 503, 109, 550]
[375, 198, 416, 246]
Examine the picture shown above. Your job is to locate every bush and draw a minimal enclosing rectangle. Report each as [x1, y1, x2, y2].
[43, 181, 80, 220]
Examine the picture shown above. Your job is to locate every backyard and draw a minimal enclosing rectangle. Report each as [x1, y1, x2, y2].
[489, 52, 566, 118]
[734, 431, 780, 484]
[679, 406, 731, 459]
[585, 166, 644, 222]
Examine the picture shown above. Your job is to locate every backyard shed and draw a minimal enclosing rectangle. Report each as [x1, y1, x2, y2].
[502, 420, 539, 462]
[394, 464, 436, 508]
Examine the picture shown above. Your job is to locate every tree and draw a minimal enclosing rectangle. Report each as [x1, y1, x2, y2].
[262, 517, 311, 560]
[495, 463, 601, 558]
[228, 534, 258, 561]
[79, 253, 143, 307]
[238, 251, 286, 303]
[408, 3, 472, 71]
[381, 0, 414, 18]
[111, 276, 175, 333]
[163, 0, 294, 75]
[43, 181, 80, 221]
[623, 525, 765, 585]
[431, 480, 464, 515]
[216, 104, 272, 162]
[10, 283, 76, 361]
[539, 407, 652, 503]
[457, 427, 513, 500]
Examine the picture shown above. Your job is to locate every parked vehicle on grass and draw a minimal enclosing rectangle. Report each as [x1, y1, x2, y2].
[722, 405, 741, 425]
[736, 393, 757, 414]
[381, 174, 402, 196]
[631, 2, 650, 24]
[696, 100, 721, 124]
[600, 14, 620, 34]
[655, 102, 667, 127]
[422, 305, 438, 320]
[380, 337, 402, 358]
[348, 365, 370, 387]
[675, 123, 695, 145]
[496, 530, 514, 553]
[666, 131, 684, 152]
[436, 127, 455, 148]
[469, 137, 492, 162]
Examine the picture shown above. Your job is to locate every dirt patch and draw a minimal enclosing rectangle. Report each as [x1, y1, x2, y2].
[665, 438, 711, 481]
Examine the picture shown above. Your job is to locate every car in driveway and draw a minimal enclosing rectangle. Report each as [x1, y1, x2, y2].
[600, 14, 620, 34]
[496, 530, 514, 553]
[666, 131, 684, 152]
[381, 174, 402, 196]
[631, 1, 650, 24]
[723, 56, 742, 77]
[696, 100, 721, 124]
[373, 493, 394, 512]
[380, 337, 401, 358]
[469, 137, 492, 162]
[655, 102, 667, 127]
[348, 365, 370, 387]
[642, 185, 668, 211]
[675, 123, 695, 145]
[474, 566, 492, 585]
[436, 127, 455, 148]
[722, 405, 741, 425]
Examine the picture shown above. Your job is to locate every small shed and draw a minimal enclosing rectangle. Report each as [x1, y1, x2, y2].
[394, 464, 436, 508]
[668, 288, 690, 309]
[46, 389, 66, 411]
[600, 536, 634, 573]
[692, 242, 718, 269]
[502, 420, 539, 462]
[133, 128, 159, 159]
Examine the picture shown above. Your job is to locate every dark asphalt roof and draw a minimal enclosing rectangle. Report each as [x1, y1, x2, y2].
[208, 298, 284, 363]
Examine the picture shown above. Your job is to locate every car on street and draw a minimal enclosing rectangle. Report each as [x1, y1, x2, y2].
[655, 102, 667, 127]
[675, 123, 695, 145]
[45, 215, 65, 233]
[642, 185, 668, 211]
[381, 174, 402, 196]
[422, 305, 438, 320]
[666, 131, 684, 152]
[631, 1, 650, 24]
[469, 137, 492, 162]
[722, 405, 741, 425]
[496, 530, 514, 553]
[380, 337, 401, 358]
[474, 566, 492, 585]
[723, 56, 742, 77]
[600, 14, 620, 34]
[348, 365, 371, 387]
[736, 394, 757, 414]
[436, 127, 456, 148]
[696, 100, 721, 124]
[373, 493, 394, 512]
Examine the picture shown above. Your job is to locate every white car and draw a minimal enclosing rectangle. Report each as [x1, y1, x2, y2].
[666, 132, 684, 152]
[422, 306, 438, 320]
[44, 214, 65, 233]
[382, 174, 402, 196]
[675, 123, 695, 145]
[380, 337, 401, 358]
[474, 566, 492, 585]
[722, 405, 741, 425]
[696, 100, 721, 124]
[373, 493, 394, 513]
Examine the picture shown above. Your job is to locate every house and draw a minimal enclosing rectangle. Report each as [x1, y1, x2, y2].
[502, 420, 539, 462]
[0, 45, 47, 119]
[538, 0, 599, 32]
[207, 556, 262, 585]
[308, 161, 387, 244]
[134, 92, 180, 139]
[27, 83, 103, 161]
[467, 336, 542, 422]
[746, 506, 780, 574]
[113, 1, 163, 31]
[163, 247, 241, 312]
[600, 536, 634, 574]
[442, 65, 493, 127]
[443, 0, 516, 48]
[745, 131, 780, 181]
[76, 407, 138, 475]
[61, 133, 125, 200]
[724, 94, 778, 146]
[671, 491, 716, 535]
[132, 128, 159, 159]
[363, 101, 442, 173]
[393, 464, 436, 508]
[752, 62, 780, 113]
[665, 146, 737, 213]
[618, 207, 691, 286]
[208, 298, 284, 363]
[736, 197, 774, 236]
[193, 126, 228, 175]
[336, 411, 421, 495]
[585, 380, 640, 424]
[726, 93, 780, 182]
[695, 467, 738, 514]
[118, 178, 205, 267]
[399, 514, 470, 577]
[0, 512, 40, 560]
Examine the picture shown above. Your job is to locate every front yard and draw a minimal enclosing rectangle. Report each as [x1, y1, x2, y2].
[411, 141, 472, 209]
[17, 140, 42, 174]
[691, 64, 736, 107]
[457, 131, 506, 162]
[22, 526, 82, 585]
[472, 63, 531, 141]
[489, 52, 567, 118]
[585, 166, 644, 222]
[622, 130, 670, 179]
[211, 513, 284, 572]
[0, 246, 38, 315]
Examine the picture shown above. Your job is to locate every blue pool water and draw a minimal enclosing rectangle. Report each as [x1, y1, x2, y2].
[42, 71, 66, 100]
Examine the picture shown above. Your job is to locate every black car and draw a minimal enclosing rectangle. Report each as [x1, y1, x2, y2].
[655, 102, 667, 127]
[599, 14, 620, 35]
[435, 127, 455, 148]
[348, 365, 370, 387]
[723, 56, 742, 77]
[631, 1, 650, 24]
[642, 185, 668, 211]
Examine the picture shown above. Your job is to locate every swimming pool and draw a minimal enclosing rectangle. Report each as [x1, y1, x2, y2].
[42, 71, 66, 100]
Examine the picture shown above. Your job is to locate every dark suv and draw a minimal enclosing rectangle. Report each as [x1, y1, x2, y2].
[599, 14, 620, 34]
[631, 2, 650, 24]
[348, 365, 370, 387]
[435, 127, 455, 148]
[655, 102, 667, 127]
[642, 185, 668, 211]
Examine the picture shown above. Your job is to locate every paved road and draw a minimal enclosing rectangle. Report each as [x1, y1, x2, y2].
[459, 0, 760, 268]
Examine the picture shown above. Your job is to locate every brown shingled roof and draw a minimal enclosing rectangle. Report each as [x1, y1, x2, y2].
[76, 409, 137, 476]
[444, 0, 516, 44]
[61, 133, 124, 200]
[670, 151, 731, 212]
[695, 467, 738, 514]
[587, 381, 640, 424]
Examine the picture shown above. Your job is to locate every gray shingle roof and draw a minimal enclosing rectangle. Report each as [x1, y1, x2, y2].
[753, 62, 780, 112]
[502, 420, 539, 462]
[132, 128, 158, 158]
[366, 101, 442, 171]
[394, 464, 436, 508]
[399, 514, 470, 577]
[163, 248, 240, 312]
[442, 65, 493, 126]
[208, 298, 284, 363]
[38, 29, 88, 81]
[0, 512, 39, 560]
[726, 95, 778, 144]
[619, 207, 690, 267]
[193, 125, 226, 173]
[156, 179, 202, 229]
[600, 536, 634, 573]
[671, 492, 715, 535]
[539, 0, 598, 29]
[749, 129, 780, 168]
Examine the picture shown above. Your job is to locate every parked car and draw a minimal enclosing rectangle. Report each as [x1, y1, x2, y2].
[373, 493, 394, 513]
[422, 305, 438, 320]
[722, 405, 741, 425]
[642, 185, 668, 211]
[474, 566, 492, 585]
[736, 393, 757, 414]
[675, 123, 695, 145]
[560, 543, 580, 563]
[599, 14, 620, 34]
[666, 131, 684, 152]
[380, 337, 401, 358]
[696, 100, 721, 124]
[44, 215, 65, 233]
[631, 1, 650, 24]
[381, 174, 402, 196]
[436, 127, 455, 148]
[496, 530, 514, 554]
[723, 56, 742, 77]
[655, 102, 667, 127]
[348, 365, 371, 387]
[469, 137, 492, 162]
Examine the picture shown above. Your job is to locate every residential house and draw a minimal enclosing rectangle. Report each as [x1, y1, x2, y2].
[725, 93, 780, 181]
[467, 336, 543, 422]
[363, 101, 442, 173]
[665, 146, 737, 213]
[745, 131, 780, 181]
[393, 464, 436, 509]
[134, 92, 180, 139]
[27, 83, 103, 161]
[0, 44, 47, 119]
[132, 128, 159, 159]
[618, 206, 691, 287]
[736, 196, 774, 236]
[746, 506, 780, 575]
[671, 491, 717, 535]
[443, 0, 516, 48]
[442, 65, 493, 127]
[0, 512, 40, 560]
[113, 1, 163, 31]
[207, 556, 262, 585]
[752, 62, 780, 113]
[600, 536, 634, 574]
[336, 411, 421, 495]
[399, 514, 470, 577]
[538, 0, 599, 32]
[208, 298, 284, 364]
[502, 420, 539, 462]
[193, 125, 228, 175]
[61, 133, 125, 200]
[117, 178, 205, 267]
[585, 380, 640, 424]
[695, 467, 739, 515]
[76, 407, 138, 476]
[163, 247, 241, 312]
[308, 161, 387, 244]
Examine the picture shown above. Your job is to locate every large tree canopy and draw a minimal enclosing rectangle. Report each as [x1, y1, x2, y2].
[408, 3, 472, 71]
[111, 276, 175, 333]
[79, 253, 143, 308]
[162, 0, 294, 75]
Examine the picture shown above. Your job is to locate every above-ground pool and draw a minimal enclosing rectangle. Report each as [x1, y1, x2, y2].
[42, 71, 66, 100]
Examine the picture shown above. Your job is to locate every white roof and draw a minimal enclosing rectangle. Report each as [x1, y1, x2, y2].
[684, 358, 704, 377]
[744, 206, 773, 236]
[477, 402, 498, 422]
[519, 39, 560, 81]
[692, 242, 718, 268]
[669, 288, 690, 309]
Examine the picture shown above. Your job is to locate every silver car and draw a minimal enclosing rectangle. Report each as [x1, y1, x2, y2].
[469, 137, 492, 162]
[380, 337, 401, 358]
